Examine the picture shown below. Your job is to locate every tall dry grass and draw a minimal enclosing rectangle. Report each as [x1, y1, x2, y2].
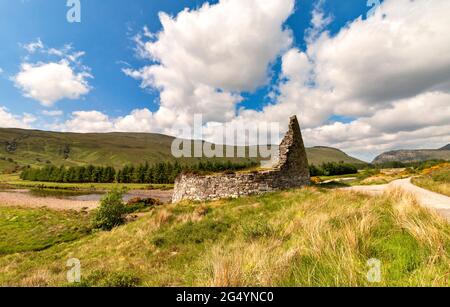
[201, 188, 449, 287]
[412, 163, 450, 197]
[0, 187, 448, 287]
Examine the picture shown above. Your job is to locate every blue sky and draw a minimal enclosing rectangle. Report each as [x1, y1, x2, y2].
[1, 0, 449, 161]
[1, 0, 367, 119]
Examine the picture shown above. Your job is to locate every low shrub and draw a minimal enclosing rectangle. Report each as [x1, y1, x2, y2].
[76, 270, 140, 287]
[92, 189, 127, 231]
[125, 197, 161, 213]
[310, 162, 359, 176]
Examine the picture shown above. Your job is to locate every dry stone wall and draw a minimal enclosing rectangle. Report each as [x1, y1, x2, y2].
[172, 116, 311, 203]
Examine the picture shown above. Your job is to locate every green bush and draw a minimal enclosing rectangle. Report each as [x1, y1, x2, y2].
[92, 189, 127, 231]
[309, 162, 359, 176]
[125, 197, 161, 213]
[309, 164, 322, 176]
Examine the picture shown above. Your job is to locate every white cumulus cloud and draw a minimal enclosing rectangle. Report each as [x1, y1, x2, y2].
[58, 109, 158, 134]
[13, 40, 92, 107]
[13, 60, 92, 107]
[59, 111, 114, 133]
[310, 0, 450, 113]
[234, 0, 450, 160]
[0, 107, 37, 129]
[125, 0, 295, 126]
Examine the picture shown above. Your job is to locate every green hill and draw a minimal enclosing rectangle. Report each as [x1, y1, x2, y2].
[373, 147, 450, 164]
[0, 128, 364, 172]
[306, 146, 365, 166]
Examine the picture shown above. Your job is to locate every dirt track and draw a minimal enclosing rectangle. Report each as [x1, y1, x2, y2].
[344, 178, 450, 221]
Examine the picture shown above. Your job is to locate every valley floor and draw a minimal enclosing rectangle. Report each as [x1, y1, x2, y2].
[0, 185, 449, 287]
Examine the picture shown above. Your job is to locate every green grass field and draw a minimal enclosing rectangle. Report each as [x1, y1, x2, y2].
[0, 207, 91, 255]
[0, 186, 448, 287]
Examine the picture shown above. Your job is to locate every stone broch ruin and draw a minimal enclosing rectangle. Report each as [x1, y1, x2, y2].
[172, 116, 311, 203]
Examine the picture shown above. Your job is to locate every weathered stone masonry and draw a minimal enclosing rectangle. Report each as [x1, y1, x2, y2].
[172, 116, 311, 203]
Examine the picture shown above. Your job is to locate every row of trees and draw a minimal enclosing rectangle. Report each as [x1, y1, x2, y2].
[309, 162, 359, 176]
[20, 160, 258, 184]
[20, 165, 117, 183]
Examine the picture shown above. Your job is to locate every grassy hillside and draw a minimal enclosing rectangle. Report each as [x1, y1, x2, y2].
[0, 128, 186, 169]
[307, 146, 365, 166]
[0, 186, 448, 286]
[0, 128, 365, 172]
[0, 207, 91, 255]
[373, 148, 450, 164]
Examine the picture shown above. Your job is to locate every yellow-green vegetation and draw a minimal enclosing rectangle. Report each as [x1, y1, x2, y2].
[0, 173, 172, 191]
[356, 168, 415, 185]
[314, 168, 416, 187]
[0, 186, 449, 287]
[0, 158, 18, 173]
[0, 207, 91, 255]
[412, 164, 450, 197]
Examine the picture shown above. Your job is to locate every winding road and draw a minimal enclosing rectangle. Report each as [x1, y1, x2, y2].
[344, 178, 450, 222]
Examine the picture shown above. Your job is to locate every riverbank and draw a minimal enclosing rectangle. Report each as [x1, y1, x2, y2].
[0, 188, 173, 211]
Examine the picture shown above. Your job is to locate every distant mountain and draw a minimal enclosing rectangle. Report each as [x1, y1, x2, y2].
[373, 145, 450, 164]
[0, 128, 364, 172]
[306, 146, 366, 166]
